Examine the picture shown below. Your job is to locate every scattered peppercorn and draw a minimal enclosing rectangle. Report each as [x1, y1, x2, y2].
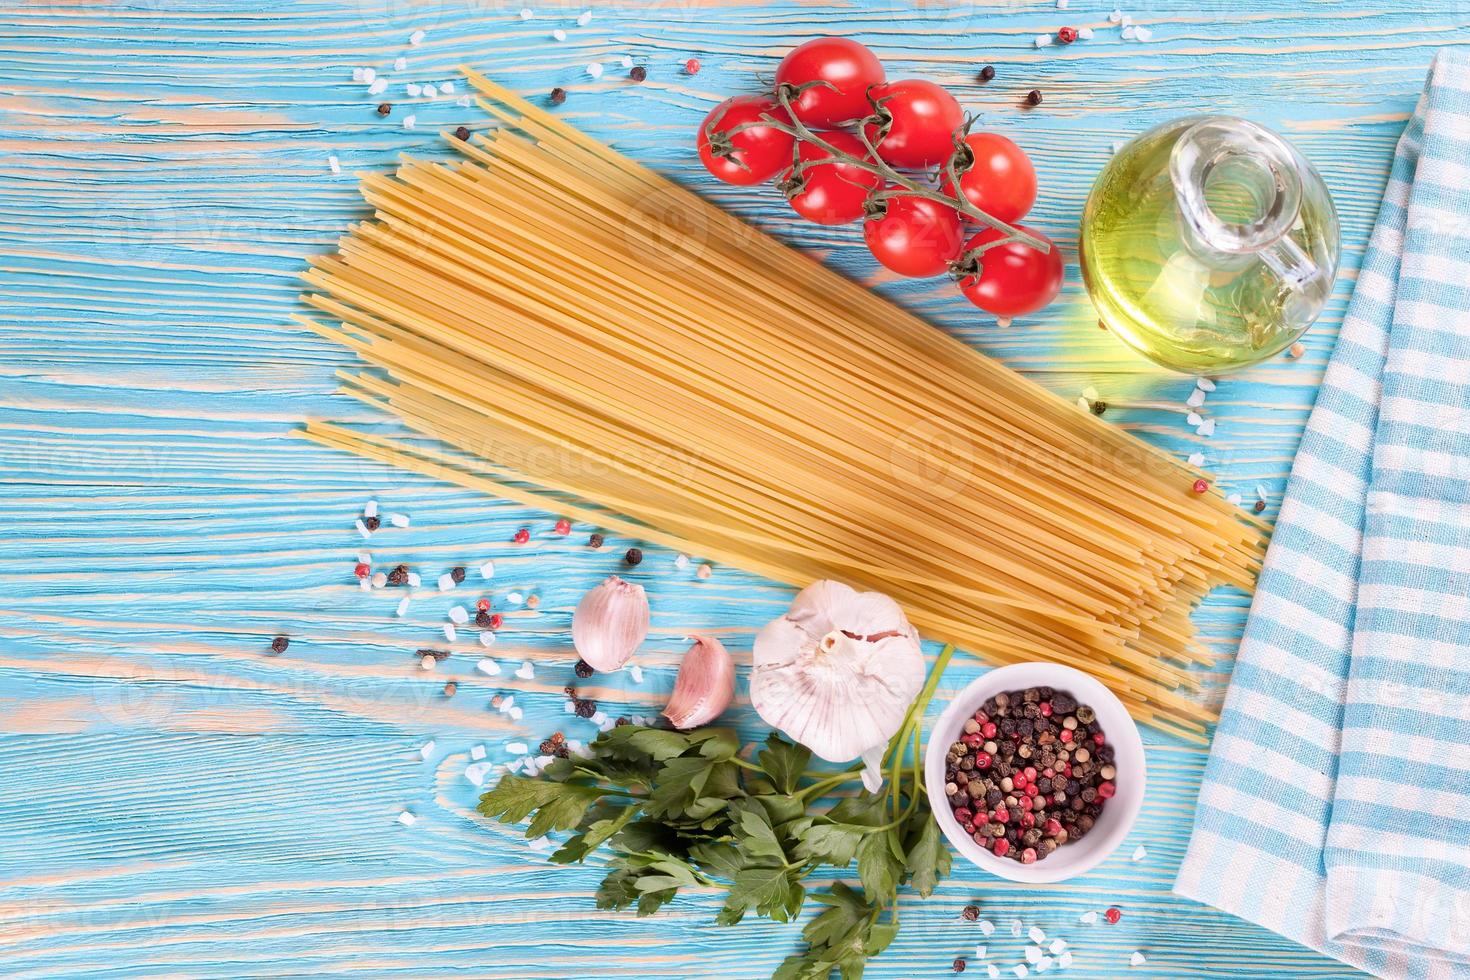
[574, 698, 597, 718]
[616, 716, 631, 726]
[476, 597, 491, 613]
[270, 636, 289, 655]
[684, 58, 700, 75]
[454, 125, 470, 141]
[363, 515, 381, 531]
[514, 527, 531, 544]
[978, 65, 995, 82]
[1026, 89, 1043, 107]
[1192, 478, 1209, 494]
[1057, 26, 1078, 43]
[476, 609, 493, 628]
[417, 648, 451, 661]
[489, 613, 503, 629]
[443, 681, 457, 697]
[961, 904, 981, 921]
[1254, 499, 1267, 513]
[629, 65, 647, 82]
[526, 594, 540, 609]
[377, 102, 392, 116]
[354, 562, 370, 579]
[539, 738, 558, 755]
[624, 547, 643, 566]
[1091, 400, 1107, 416]
[575, 659, 595, 678]
[555, 518, 572, 535]
[696, 563, 712, 579]
[549, 87, 567, 105]
[953, 958, 967, 973]
[387, 564, 409, 585]
[450, 566, 466, 583]
[588, 532, 604, 548]
[1104, 907, 1122, 924]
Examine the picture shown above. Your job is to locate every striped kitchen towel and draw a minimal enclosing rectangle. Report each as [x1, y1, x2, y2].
[1175, 49, 1470, 980]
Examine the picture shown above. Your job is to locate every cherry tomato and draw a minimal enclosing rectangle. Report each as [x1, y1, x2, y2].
[862, 79, 964, 169]
[955, 226, 1063, 317]
[775, 37, 886, 127]
[862, 190, 964, 277]
[697, 95, 795, 186]
[939, 132, 1037, 224]
[783, 131, 882, 225]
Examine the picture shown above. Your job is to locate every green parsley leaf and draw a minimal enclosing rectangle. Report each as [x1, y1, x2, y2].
[902, 805, 951, 898]
[477, 773, 604, 839]
[855, 829, 905, 909]
[757, 733, 812, 794]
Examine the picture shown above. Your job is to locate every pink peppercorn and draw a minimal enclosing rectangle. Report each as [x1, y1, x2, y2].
[354, 562, 370, 579]
[1094, 730, 1106, 746]
[1059, 728, 1073, 743]
[1019, 812, 1035, 830]
[962, 732, 983, 747]
[994, 806, 1009, 823]
[1042, 767, 1055, 779]
[1097, 781, 1117, 800]
[981, 721, 997, 738]
[974, 751, 993, 770]
[554, 518, 571, 535]
[1044, 818, 1062, 836]
[513, 527, 530, 544]
[954, 807, 973, 824]
[684, 57, 700, 74]
[1020, 847, 1038, 864]
[489, 613, 503, 629]
[1104, 907, 1122, 924]
[476, 597, 491, 613]
[992, 838, 1010, 858]
[974, 711, 989, 724]
[1023, 766, 1037, 782]
[1018, 796, 1033, 812]
[1192, 477, 1209, 494]
[1039, 701, 1053, 717]
[1057, 26, 1078, 43]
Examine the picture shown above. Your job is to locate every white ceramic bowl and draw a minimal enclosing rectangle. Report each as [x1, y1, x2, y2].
[924, 662, 1146, 883]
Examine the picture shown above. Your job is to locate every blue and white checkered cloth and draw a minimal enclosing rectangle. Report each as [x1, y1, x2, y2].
[1175, 50, 1470, 980]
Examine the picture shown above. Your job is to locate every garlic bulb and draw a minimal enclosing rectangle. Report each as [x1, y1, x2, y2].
[571, 575, 649, 671]
[750, 581, 924, 792]
[662, 635, 735, 729]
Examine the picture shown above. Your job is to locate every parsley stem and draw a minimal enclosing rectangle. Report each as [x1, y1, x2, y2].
[729, 756, 763, 773]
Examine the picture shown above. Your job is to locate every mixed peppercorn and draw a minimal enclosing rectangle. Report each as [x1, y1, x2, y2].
[943, 687, 1117, 864]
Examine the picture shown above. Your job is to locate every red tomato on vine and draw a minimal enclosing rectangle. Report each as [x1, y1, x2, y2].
[775, 37, 886, 127]
[782, 131, 883, 225]
[940, 133, 1037, 225]
[955, 226, 1063, 317]
[862, 190, 964, 277]
[697, 95, 796, 186]
[862, 79, 964, 169]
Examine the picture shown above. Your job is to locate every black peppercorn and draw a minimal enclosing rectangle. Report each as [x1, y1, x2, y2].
[539, 739, 557, 755]
[450, 566, 466, 584]
[629, 65, 647, 82]
[574, 698, 596, 718]
[363, 515, 381, 531]
[454, 125, 471, 141]
[377, 102, 392, 116]
[549, 87, 567, 105]
[624, 547, 643, 566]
[1026, 89, 1043, 106]
[574, 659, 595, 678]
[1254, 499, 1267, 513]
[475, 610, 493, 628]
[1091, 400, 1107, 416]
[588, 532, 604, 548]
[961, 904, 981, 921]
[978, 65, 995, 82]
[616, 716, 630, 727]
[953, 958, 967, 973]
[270, 636, 289, 654]
[388, 564, 408, 585]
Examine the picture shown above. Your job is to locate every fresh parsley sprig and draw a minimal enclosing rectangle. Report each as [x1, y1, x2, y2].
[477, 644, 958, 979]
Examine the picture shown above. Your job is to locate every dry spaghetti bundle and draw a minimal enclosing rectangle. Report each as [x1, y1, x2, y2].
[297, 68, 1264, 739]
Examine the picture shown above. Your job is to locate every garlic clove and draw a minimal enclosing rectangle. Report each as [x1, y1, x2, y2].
[571, 575, 649, 671]
[662, 634, 735, 729]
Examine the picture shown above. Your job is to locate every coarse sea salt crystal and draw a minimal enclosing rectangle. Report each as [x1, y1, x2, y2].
[409, 28, 426, 45]
[443, 623, 457, 643]
[1188, 451, 1205, 467]
[577, 9, 592, 25]
[363, 67, 377, 83]
[1077, 396, 1090, 412]
[1257, 484, 1269, 502]
[505, 741, 528, 754]
[407, 571, 421, 588]
[1036, 957, 1053, 973]
[1186, 388, 1206, 408]
[507, 592, 524, 605]
[355, 519, 371, 538]
[1121, 25, 1137, 39]
[471, 744, 486, 760]
[448, 605, 468, 624]
[390, 512, 410, 527]
[620, 55, 633, 68]
[359, 577, 372, 592]
[352, 67, 365, 82]
[364, 500, 378, 518]
[535, 754, 554, 768]
[675, 553, 690, 569]
[480, 560, 495, 579]
[499, 694, 515, 712]
[479, 632, 496, 648]
[1013, 966, 1029, 979]
[979, 919, 995, 937]
[406, 82, 422, 97]
[1197, 376, 1217, 392]
[975, 945, 987, 959]
[587, 62, 603, 79]
[1078, 25, 1094, 38]
[368, 77, 387, 95]
[552, 28, 566, 41]
[1227, 492, 1243, 506]
[1058, 952, 1073, 969]
[1135, 26, 1153, 41]
[591, 710, 608, 725]
[464, 761, 491, 786]
[515, 661, 534, 680]
[440, 81, 454, 94]
[476, 658, 500, 675]
[1035, 33, 1053, 47]
[629, 664, 644, 684]
[1056, 0, 1068, 6]
[563, 700, 576, 714]
[403, 114, 417, 130]
[1080, 910, 1099, 925]
[1011, 921, 1023, 938]
[519, 6, 533, 17]
[358, 551, 372, 564]
[395, 56, 408, 71]
[456, 95, 471, 107]
[1110, 8, 1123, 21]
[506, 757, 524, 773]
[1186, 412, 1203, 427]
[987, 967, 1000, 980]
[420, 739, 436, 759]
[397, 810, 417, 826]
[1025, 946, 1042, 964]
[396, 597, 411, 617]
[1049, 939, 1066, 955]
[508, 705, 523, 721]
[1129, 952, 1147, 967]
[438, 573, 456, 592]
[1132, 844, 1148, 861]
[1082, 386, 1099, 401]
[1197, 418, 1217, 437]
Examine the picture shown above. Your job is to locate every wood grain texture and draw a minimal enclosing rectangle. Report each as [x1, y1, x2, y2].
[2, 0, 1460, 976]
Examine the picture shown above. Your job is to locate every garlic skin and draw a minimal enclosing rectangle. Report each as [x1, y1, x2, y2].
[571, 575, 649, 671]
[662, 635, 735, 729]
[750, 581, 924, 790]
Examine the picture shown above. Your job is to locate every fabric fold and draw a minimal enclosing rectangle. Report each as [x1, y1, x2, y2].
[1176, 49, 1470, 980]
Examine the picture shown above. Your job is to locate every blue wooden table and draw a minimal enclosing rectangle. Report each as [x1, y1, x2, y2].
[2, 1, 1458, 976]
